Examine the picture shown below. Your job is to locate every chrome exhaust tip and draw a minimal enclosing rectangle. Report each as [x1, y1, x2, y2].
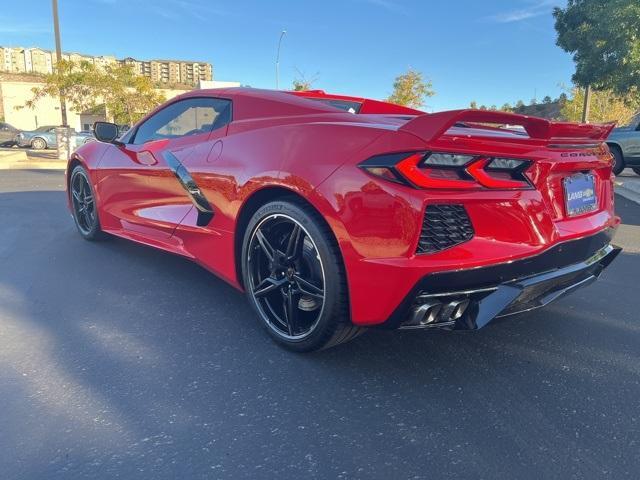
[410, 301, 443, 327]
[401, 297, 472, 329]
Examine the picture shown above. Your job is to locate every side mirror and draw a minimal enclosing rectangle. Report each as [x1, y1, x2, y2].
[93, 121, 121, 144]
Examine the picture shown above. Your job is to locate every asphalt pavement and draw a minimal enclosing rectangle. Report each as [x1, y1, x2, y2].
[1, 170, 639, 479]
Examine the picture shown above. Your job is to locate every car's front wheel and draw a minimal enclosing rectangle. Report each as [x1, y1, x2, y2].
[241, 199, 363, 352]
[70, 165, 106, 241]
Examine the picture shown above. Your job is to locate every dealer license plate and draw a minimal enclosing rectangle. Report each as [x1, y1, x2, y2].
[563, 173, 597, 217]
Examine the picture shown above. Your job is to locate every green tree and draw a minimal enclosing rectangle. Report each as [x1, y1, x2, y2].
[500, 103, 513, 112]
[553, 0, 640, 94]
[292, 79, 312, 91]
[561, 86, 639, 124]
[386, 69, 434, 109]
[22, 60, 101, 114]
[469, 100, 478, 109]
[22, 60, 166, 126]
[98, 64, 166, 125]
[542, 95, 553, 104]
[291, 68, 318, 92]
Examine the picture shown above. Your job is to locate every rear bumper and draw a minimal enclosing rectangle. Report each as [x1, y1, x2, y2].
[382, 229, 621, 330]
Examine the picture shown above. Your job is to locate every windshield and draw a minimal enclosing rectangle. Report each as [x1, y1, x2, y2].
[35, 126, 55, 132]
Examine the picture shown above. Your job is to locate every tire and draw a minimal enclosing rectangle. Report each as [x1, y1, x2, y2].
[610, 145, 625, 175]
[31, 137, 47, 150]
[69, 165, 107, 241]
[241, 199, 364, 352]
[632, 167, 640, 176]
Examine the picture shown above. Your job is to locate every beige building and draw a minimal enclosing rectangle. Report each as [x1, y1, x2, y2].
[26, 48, 54, 74]
[1, 47, 213, 86]
[0, 79, 190, 131]
[2, 47, 27, 73]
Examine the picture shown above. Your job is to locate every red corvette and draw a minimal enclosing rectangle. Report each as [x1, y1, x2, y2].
[67, 88, 621, 351]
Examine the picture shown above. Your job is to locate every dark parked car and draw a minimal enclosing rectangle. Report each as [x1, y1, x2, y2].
[0, 122, 19, 146]
[14, 126, 95, 150]
[607, 114, 640, 175]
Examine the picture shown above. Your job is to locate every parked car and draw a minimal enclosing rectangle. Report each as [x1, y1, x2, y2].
[606, 114, 640, 175]
[0, 122, 20, 146]
[66, 88, 620, 352]
[14, 126, 95, 150]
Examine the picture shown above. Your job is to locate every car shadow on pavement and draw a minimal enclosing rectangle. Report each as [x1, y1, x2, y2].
[2, 188, 640, 479]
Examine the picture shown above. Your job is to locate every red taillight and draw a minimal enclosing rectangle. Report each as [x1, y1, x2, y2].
[360, 152, 532, 190]
[396, 153, 479, 189]
[466, 158, 530, 189]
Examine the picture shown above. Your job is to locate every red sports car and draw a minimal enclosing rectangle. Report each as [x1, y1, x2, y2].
[67, 88, 621, 351]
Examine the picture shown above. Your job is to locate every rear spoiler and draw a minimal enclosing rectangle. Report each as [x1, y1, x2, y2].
[400, 109, 616, 144]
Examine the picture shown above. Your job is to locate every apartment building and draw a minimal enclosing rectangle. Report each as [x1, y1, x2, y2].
[0, 47, 213, 86]
[2, 47, 28, 73]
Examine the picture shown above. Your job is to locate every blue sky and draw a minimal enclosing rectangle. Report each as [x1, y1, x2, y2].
[0, 0, 574, 111]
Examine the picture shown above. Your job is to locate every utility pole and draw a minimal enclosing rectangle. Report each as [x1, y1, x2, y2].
[51, 0, 70, 160]
[52, 0, 67, 127]
[581, 84, 591, 123]
[275, 30, 286, 90]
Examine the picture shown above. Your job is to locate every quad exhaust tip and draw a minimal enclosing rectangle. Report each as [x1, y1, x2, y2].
[403, 298, 471, 329]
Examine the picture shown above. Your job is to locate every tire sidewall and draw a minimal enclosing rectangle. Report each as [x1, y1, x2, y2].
[241, 200, 346, 351]
[32, 137, 47, 150]
[611, 147, 625, 175]
[70, 165, 102, 240]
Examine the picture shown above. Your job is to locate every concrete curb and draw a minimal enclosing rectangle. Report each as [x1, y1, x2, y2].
[0, 150, 66, 170]
[0, 161, 66, 170]
[615, 174, 640, 206]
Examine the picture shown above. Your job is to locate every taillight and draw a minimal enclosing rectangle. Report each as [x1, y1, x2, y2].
[359, 151, 532, 190]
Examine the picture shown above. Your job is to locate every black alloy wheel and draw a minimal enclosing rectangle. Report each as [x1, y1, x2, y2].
[70, 165, 105, 240]
[242, 200, 363, 351]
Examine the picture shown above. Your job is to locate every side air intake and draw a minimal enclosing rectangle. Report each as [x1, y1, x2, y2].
[417, 204, 474, 254]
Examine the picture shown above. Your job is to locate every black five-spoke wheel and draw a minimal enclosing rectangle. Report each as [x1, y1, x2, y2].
[247, 214, 326, 339]
[242, 200, 363, 351]
[70, 165, 105, 240]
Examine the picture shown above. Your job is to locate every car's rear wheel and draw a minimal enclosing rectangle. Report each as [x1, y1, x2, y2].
[610, 146, 625, 175]
[632, 167, 640, 176]
[70, 165, 106, 241]
[31, 137, 47, 150]
[241, 199, 363, 352]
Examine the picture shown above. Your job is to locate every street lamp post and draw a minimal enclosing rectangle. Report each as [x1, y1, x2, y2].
[52, 0, 70, 160]
[275, 30, 286, 90]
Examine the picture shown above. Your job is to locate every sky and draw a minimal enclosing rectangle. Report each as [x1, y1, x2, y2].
[0, 0, 575, 111]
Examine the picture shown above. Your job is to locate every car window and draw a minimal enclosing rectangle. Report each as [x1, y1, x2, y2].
[305, 98, 362, 114]
[132, 97, 231, 145]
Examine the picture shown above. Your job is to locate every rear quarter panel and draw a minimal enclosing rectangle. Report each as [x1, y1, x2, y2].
[171, 120, 391, 288]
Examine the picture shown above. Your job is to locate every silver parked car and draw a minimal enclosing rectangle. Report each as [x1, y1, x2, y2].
[607, 114, 640, 175]
[14, 126, 95, 150]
